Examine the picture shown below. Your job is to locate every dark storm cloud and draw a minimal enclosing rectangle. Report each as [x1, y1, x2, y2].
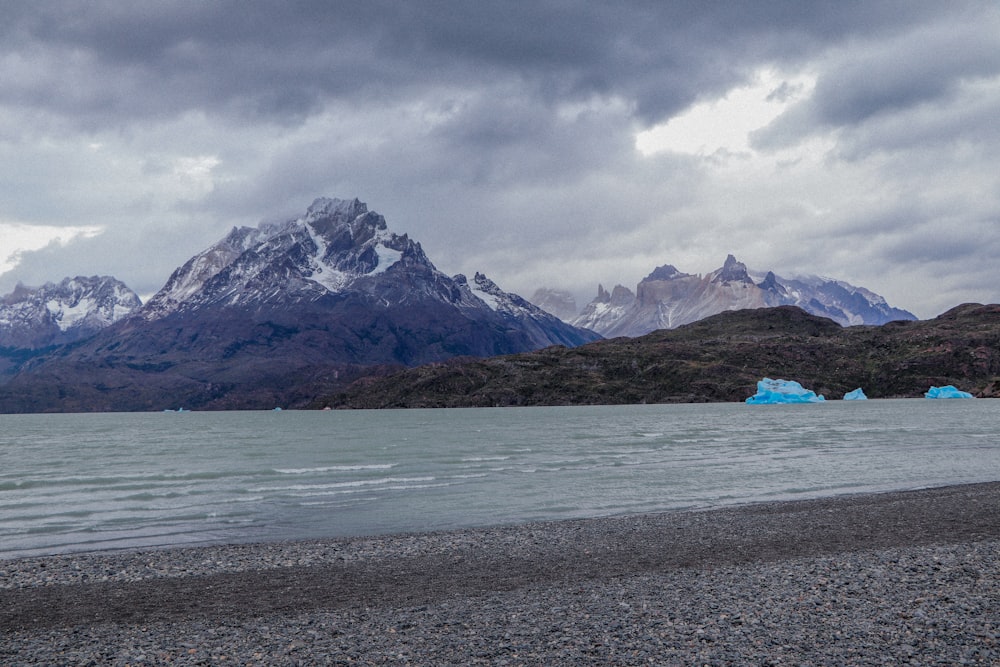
[2, 1, 964, 129]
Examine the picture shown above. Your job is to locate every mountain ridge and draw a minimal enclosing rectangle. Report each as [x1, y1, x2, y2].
[556, 254, 915, 337]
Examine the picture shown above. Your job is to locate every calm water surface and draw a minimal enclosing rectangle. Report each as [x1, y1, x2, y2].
[1, 399, 998, 558]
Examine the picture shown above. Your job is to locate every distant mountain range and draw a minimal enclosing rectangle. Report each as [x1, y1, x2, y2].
[534, 254, 916, 337]
[0, 198, 597, 412]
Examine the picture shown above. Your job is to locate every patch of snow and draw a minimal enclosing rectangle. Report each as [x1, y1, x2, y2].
[474, 288, 501, 311]
[303, 222, 352, 292]
[370, 242, 402, 275]
[47, 296, 96, 331]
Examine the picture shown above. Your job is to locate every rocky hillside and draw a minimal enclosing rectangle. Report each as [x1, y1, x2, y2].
[323, 303, 1000, 408]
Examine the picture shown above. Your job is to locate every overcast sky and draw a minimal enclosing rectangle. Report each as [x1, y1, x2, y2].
[2, 1, 999, 318]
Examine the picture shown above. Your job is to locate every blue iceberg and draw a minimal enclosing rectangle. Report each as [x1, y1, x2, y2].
[746, 378, 825, 404]
[925, 385, 974, 399]
[843, 388, 868, 401]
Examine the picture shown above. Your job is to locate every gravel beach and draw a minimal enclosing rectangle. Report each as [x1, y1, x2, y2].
[2, 482, 999, 665]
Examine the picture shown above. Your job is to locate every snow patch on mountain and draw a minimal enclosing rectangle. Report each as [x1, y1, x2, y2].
[46, 296, 96, 330]
[371, 245, 403, 275]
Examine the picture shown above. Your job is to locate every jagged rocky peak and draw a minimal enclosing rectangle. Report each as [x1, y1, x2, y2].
[306, 196, 369, 221]
[469, 272, 540, 314]
[303, 197, 389, 250]
[469, 272, 505, 302]
[299, 197, 419, 276]
[757, 271, 786, 295]
[143, 197, 424, 318]
[643, 264, 688, 282]
[711, 254, 753, 285]
[591, 283, 635, 303]
[1, 283, 34, 304]
[473, 272, 500, 291]
[609, 284, 636, 306]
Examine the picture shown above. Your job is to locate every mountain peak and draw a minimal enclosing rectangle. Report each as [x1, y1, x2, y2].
[143, 197, 413, 317]
[711, 254, 753, 285]
[305, 197, 368, 220]
[643, 264, 687, 282]
[302, 197, 389, 250]
[757, 270, 787, 295]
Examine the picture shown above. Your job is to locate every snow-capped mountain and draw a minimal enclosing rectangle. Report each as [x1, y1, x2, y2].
[0, 197, 600, 411]
[133, 197, 599, 354]
[0, 276, 141, 349]
[567, 255, 915, 337]
[142, 198, 424, 318]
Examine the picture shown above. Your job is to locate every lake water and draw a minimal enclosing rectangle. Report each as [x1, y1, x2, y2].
[1, 399, 998, 559]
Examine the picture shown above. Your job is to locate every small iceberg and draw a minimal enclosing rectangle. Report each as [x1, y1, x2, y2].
[843, 388, 868, 401]
[746, 378, 825, 404]
[925, 385, 974, 399]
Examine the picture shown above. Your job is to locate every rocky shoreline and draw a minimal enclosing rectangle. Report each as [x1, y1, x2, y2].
[2, 482, 999, 664]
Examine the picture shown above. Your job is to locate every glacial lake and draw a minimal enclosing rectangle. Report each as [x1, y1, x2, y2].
[1, 399, 998, 559]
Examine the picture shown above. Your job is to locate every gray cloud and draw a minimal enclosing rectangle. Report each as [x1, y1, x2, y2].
[1, 1, 999, 319]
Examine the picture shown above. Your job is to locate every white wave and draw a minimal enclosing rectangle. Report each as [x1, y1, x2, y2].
[273, 464, 395, 474]
[256, 476, 435, 492]
[290, 481, 453, 498]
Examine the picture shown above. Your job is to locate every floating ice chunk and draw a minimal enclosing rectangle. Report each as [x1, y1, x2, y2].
[843, 388, 868, 401]
[745, 378, 825, 404]
[925, 385, 973, 399]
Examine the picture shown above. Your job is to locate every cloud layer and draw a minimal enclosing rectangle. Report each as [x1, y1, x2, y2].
[2, 1, 998, 317]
